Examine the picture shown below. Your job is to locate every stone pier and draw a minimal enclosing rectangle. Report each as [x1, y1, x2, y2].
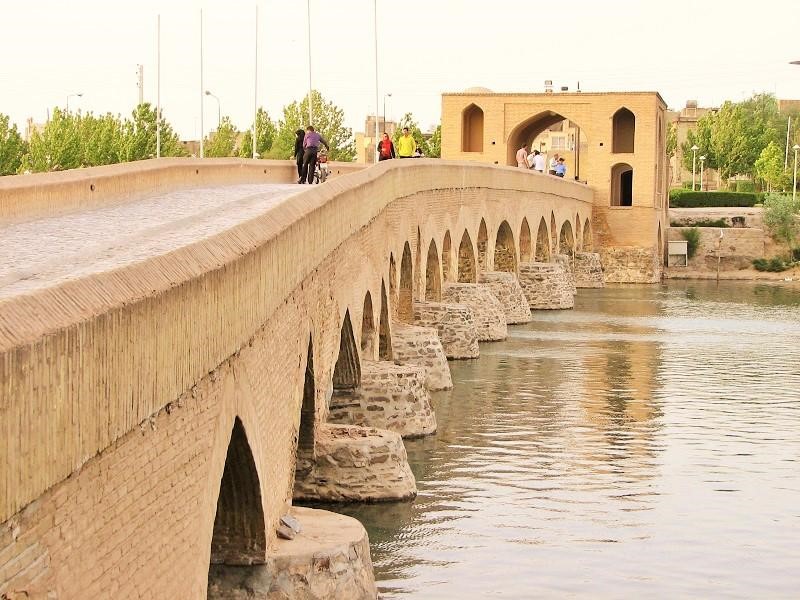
[518, 262, 575, 310]
[208, 506, 377, 600]
[391, 323, 453, 390]
[574, 251, 605, 288]
[477, 272, 532, 324]
[413, 301, 480, 359]
[327, 360, 437, 438]
[293, 423, 416, 503]
[442, 283, 507, 341]
[554, 254, 578, 295]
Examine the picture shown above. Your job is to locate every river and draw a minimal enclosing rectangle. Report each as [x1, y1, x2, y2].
[336, 281, 800, 598]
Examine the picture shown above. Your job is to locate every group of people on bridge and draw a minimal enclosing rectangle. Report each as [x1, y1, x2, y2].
[294, 126, 330, 184]
[516, 144, 567, 177]
[377, 127, 424, 160]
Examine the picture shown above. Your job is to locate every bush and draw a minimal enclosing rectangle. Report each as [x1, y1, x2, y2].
[669, 190, 762, 208]
[793, 248, 800, 262]
[670, 218, 729, 228]
[682, 227, 701, 259]
[735, 180, 756, 193]
[752, 257, 791, 272]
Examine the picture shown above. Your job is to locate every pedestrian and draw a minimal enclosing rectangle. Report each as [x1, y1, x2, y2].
[397, 127, 416, 158]
[293, 129, 305, 179]
[532, 150, 546, 173]
[516, 144, 530, 168]
[377, 132, 395, 161]
[527, 149, 537, 169]
[299, 125, 330, 184]
[413, 145, 424, 158]
[555, 157, 567, 178]
[548, 153, 560, 175]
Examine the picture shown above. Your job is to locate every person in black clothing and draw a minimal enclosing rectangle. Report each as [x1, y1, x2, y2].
[293, 129, 305, 179]
[377, 132, 395, 161]
[299, 126, 330, 184]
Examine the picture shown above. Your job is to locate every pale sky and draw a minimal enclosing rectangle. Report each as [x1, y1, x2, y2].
[2, 0, 799, 140]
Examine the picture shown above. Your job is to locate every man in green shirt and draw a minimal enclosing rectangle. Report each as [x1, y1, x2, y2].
[396, 127, 417, 158]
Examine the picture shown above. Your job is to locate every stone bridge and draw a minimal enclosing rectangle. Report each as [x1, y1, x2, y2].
[1, 158, 595, 598]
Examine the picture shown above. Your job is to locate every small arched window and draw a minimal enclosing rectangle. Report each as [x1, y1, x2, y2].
[462, 104, 484, 152]
[612, 108, 635, 153]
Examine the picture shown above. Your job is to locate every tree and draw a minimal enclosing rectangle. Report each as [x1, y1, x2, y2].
[665, 122, 677, 160]
[680, 112, 716, 174]
[762, 193, 800, 259]
[20, 107, 82, 172]
[754, 141, 789, 192]
[0, 114, 26, 175]
[204, 116, 239, 157]
[118, 103, 185, 162]
[238, 108, 277, 158]
[273, 90, 355, 161]
[392, 113, 426, 154]
[79, 112, 124, 167]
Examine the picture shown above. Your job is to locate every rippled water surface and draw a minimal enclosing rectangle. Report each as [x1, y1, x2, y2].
[339, 282, 800, 598]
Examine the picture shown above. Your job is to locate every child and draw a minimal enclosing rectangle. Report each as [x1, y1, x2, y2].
[555, 157, 567, 178]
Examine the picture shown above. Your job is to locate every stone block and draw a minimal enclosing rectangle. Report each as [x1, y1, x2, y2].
[573, 252, 604, 288]
[553, 254, 578, 295]
[328, 360, 437, 438]
[412, 301, 480, 359]
[390, 323, 453, 391]
[442, 283, 507, 341]
[518, 262, 575, 310]
[477, 272, 532, 324]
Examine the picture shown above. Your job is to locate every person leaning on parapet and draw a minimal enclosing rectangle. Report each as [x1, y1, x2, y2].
[293, 129, 306, 179]
[299, 125, 330, 184]
[549, 152, 560, 175]
[377, 132, 396, 161]
[532, 150, 546, 173]
[396, 127, 417, 158]
[516, 143, 530, 168]
[554, 157, 567, 178]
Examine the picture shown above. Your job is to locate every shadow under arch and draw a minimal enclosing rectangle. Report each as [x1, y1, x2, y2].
[361, 291, 376, 360]
[379, 280, 392, 360]
[535, 217, 551, 262]
[333, 309, 361, 391]
[559, 220, 575, 255]
[477, 219, 488, 272]
[458, 229, 477, 283]
[399, 242, 414, 323]
[389, 252, 398, 320]
[575, 214, 583, 251]
[494, 220, 517, 273]
[520, 217, 532, 263]
[583, 218, 592, 251]
[425, 239, 442, 301]
[442, 231, 452, 282]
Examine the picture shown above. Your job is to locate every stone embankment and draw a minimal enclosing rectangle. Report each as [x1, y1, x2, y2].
[477, 272, 532, 324]
[442, 283, 507, 341]
[518, 262, 575, 310]
[574, 252, 605, 288]
[391, 323, 453, 390]
[412, 301, 480, 359]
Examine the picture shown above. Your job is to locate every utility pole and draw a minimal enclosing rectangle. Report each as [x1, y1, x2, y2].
[137, 64, 144, 106]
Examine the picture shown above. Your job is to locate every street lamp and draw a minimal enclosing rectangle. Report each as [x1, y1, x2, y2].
[699, 155, 706, 191]
[205, 90, 220, 130]
[383, 93, 392, 133]
[691, 144, 699, 191]
[66, 93, 83, 112]
[793, 144, 799, 203]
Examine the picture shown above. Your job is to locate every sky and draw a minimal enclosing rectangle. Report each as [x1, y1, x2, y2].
[2, 0, 799, 140]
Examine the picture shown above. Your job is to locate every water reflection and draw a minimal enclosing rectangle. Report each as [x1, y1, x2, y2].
[337, 282, 800, 598]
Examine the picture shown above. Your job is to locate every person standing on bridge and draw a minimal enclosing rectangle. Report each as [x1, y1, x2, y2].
[532, 150, 546, 173]
[555, 157, 567, 178]
[377, 132, 396, 161]
[516, 143, 530, 168]
[396, 127, 417, 158]
[300, 126, 330, 184]
[294, 129, 306, 180]
[549, 153, 560, 175]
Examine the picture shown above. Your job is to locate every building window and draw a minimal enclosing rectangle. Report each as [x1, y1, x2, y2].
[462, 104, 484, 152]
[612, 108, 635, 153]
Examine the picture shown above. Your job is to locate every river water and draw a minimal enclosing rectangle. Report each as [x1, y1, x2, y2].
[338, 281, 800, 598]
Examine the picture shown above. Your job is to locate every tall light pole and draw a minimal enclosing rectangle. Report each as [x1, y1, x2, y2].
[793, 144, 799, 203]
[373, 0, 379, 164]
[199, 9, 204, 158]
[253, 4, 258, 159]
[205, 91, 220, 130]
[383, 93, 392, 133]
[306, 0, 313, 126]
[66, 93, 82, 112]
[156, 14, 161, 159]
[691, 144, 699, 191]
[699, 155, 706, 191]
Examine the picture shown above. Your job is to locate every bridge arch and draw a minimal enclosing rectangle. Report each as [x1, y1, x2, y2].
[611, 162, 634, 206]
[333, 309, 360, 391]
[583, 218, 592, 250]
[575, 214, 583, 251]
[425, 240, 442, 301]
[442, 231, 453, 282]
[477, 219, 488, 272]
[535, 217, 550, 261]
[379, 280, 392, 361]
[550, 212, 557, 250]
[361, 292, 376, 360]
[494, 221, 517, 273]
[389, 252, 398, 320]
[398, 242, 414, 322]
[559, 221, 575, 254]
[458, 229, 477, 283]
[462, 103, 484, 152]
[612, 107, 636, 153]
[520, 217, 532, 263]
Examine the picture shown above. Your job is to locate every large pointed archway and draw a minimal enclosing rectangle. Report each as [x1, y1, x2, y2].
[458, 230, 477, 283]
[506, 110, 589, 180]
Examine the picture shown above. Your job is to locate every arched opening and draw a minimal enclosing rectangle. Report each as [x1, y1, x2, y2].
[361, 292, 376, 360]
[575, 214, 583, 251]
[535, 217, 550, 262]
[398, 242, 414, 323]
[559, 221, 575, 255]
[209, 417, 266, 575]
[657, 224, 664, 266]
[389, 253, 397, 320]
[442, 231, 452, 282]
[612, 108, 635, 153]
[415, 228, 422, 301]
[611, 162, 634, 206]
[379, 280, 392, 360]
[494, 221, 517, 273]
[477, 219, 488, 272]
[583, 218, 592, 251]
[462, 103, 484, 152]
[520, 218, 532, 263]
[457, 229, 477, 283]
[333, 310, 361, 391]
[425, 240, 442, 301]
[298, 339, 316, 458]
[506, 110, 589, 180]
[550, 212, 557, 250]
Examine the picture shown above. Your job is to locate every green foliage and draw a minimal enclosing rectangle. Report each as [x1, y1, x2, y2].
[80, 112, 124, 166]
[0, 114, 27, 175]
[762, 192, 800, 258]
[681, 227, 701, 258]
[669, 190, 761, 208]
[754, 141, 790, 191]
[118, 103, 185, 162]
[752, 257, 791, 272]
[426, 125, 441, 158]
[204, 116, 239, 157]
[680, 115, 715, 174]
[670, 218, 728, 228]
[735, 180, 756, 192]
[238, 108, 277, 158]
[665, 122, 677, 159]
[21, 107, 83, 172]
[273, 90, 355, 161]
[392, 113, 426, 154]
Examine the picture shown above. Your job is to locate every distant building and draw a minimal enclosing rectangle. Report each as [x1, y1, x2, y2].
[355, 115, 397, 163]
[666, 100, 720, 190]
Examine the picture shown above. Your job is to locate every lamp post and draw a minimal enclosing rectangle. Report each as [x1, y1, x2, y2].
[373, 0, 379, 164]
[793, 144, 799, 203]
[382, 93, 391, 133]
[205, 91, 220, 130]
[691, 144, 699, 191]
[699, 155, 706, 191]
[66, 93, 83, 112]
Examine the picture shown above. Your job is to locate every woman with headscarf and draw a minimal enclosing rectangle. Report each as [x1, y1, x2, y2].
[294, 129, 306, 182]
